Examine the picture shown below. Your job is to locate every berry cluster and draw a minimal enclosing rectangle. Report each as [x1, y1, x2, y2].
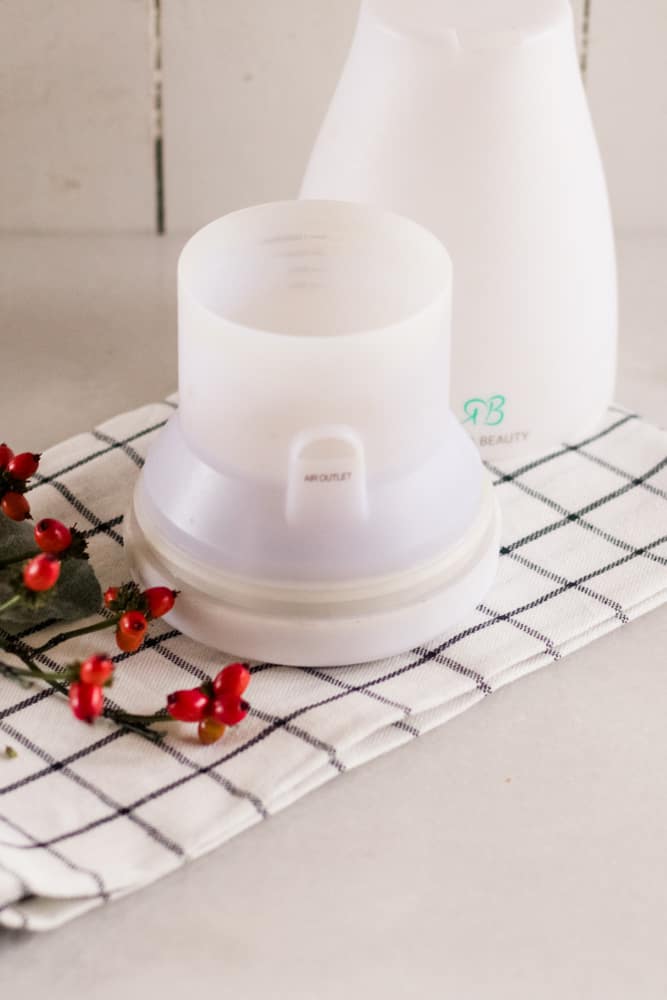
[104, 582, 178, 652]
[0, 444, 40, 521]
[0, 438, 251, 748]
[68, 654, 115, 723]
[20, 519, 87, 594]
[167, 662, 251, 744]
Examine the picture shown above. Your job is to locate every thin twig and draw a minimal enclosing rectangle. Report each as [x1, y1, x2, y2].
[0, 660, 33, 689]
[33, 617, 118, 655]
[0, 594, 22, 616]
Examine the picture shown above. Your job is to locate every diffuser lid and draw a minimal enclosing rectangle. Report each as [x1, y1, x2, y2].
[176, 200, 454, 484]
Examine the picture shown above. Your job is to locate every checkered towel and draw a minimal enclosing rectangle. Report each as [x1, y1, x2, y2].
[1, 401, 665, 931]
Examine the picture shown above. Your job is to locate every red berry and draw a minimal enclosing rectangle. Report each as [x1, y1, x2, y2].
[213, 662, 251, 699]
[115, 627, 144, 653]
[166, 688, 211, 723]
[0, 443, 14, 469]
[6, 452, 40, 481]
[1, 492, 30, 521]
[209, 696, 249, 726]
[104, 586, 120, 609]
[143, 586, 177, 619]
[34, 518, 72, 554]
[79, 654, 114, 686]
[197, 717, 226, 745]
[23, 553, 61, 592]
[118, 610, 148, 637]
[69, 682, 104, 723]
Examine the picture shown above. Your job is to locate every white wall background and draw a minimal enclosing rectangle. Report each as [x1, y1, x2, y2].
[1, 0, 665, 235]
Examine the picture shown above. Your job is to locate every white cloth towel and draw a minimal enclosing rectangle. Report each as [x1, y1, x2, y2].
[1, 401, 665, 930]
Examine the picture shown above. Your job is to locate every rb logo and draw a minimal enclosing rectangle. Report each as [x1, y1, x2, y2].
[463, 395, 506, 427]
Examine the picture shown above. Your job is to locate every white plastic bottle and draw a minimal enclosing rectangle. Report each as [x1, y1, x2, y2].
[301, 0, 617, 460]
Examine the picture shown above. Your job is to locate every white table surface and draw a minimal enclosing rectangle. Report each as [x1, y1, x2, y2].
[0, 234, 665, 998]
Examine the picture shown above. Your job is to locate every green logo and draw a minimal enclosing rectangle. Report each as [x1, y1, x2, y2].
[463, 395, 506, 427]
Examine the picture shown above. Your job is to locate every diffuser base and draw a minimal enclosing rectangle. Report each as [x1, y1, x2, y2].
[124, 477, 500, 667]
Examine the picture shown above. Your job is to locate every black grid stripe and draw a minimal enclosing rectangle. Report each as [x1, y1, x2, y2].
[576, 447, 667, 503]
[27, 417, 169, 491]
[478, 603, 562, 661]
[0, 685, 53, 721]
[92, 429, 145, 469]
[250, 705, 346, 773]
[80, 515, 124, 540]
[298, 668, 423, 741]
[0, 811, 108, 901]
[278, 664, 419, 721]
[490, 413, 637, 487]
[572, 456, 667, 518]
[255, 656, 484, 719]
[504, 550, 629, 624]
[300, 666, 426, 741]
[11, 620, 58, 641]
[0, 730, 127, 797]
[151, 738, 269, 821]
[253, 664, 432, 742]
[414, 646, 493, 695]
[394, 718, 421, 738]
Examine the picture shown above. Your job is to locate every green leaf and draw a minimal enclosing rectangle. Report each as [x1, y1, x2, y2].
[0, 515, 102, 631]
[0, 513, 34, 559]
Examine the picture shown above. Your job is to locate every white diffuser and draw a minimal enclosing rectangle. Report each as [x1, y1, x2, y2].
[126, 200, 500, 666]
[301, 0, 617, 460]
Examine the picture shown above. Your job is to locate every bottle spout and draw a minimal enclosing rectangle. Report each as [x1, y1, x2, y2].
[363, 0, 572, 49]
